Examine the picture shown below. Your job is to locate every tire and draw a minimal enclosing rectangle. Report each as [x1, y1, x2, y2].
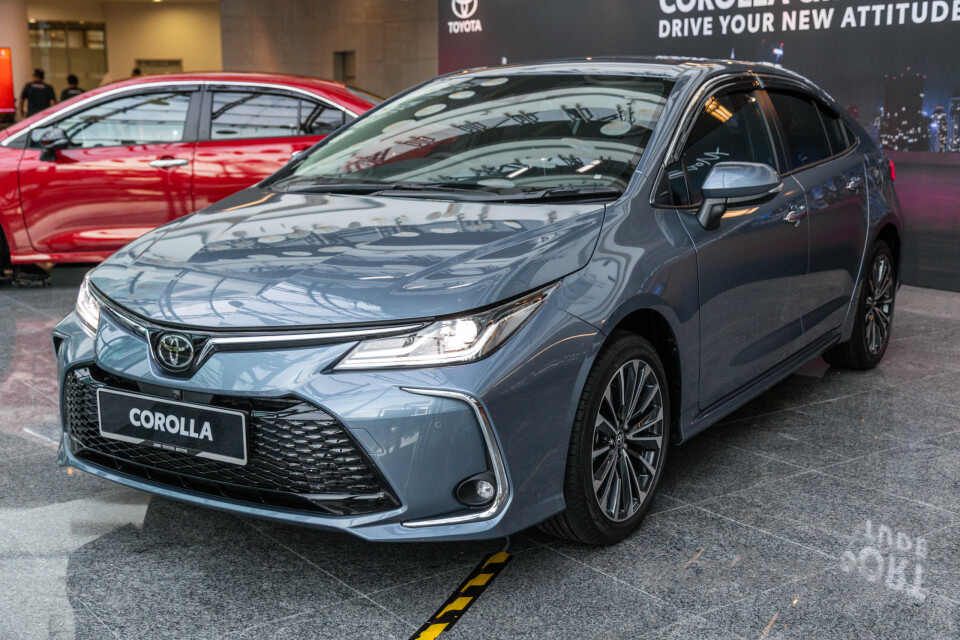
[0, 230, 10, 277]
[823, 240, 896, 370]
[539, 332, 670, 545]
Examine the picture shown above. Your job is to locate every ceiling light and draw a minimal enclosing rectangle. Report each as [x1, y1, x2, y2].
[576, 159, 601, 173]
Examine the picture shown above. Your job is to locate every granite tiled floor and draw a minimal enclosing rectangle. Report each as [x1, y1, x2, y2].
[1, 270, 959, 639]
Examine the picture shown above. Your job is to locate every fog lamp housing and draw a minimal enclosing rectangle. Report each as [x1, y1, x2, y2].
[456, 472, 497, 508]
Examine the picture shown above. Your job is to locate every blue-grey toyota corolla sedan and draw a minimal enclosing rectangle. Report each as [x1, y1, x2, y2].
[54, 58, 901, 544]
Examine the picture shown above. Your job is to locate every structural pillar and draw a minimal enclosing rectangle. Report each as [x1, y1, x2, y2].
[0, 0, 32, 120]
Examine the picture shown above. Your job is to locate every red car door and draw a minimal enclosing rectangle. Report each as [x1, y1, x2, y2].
[17, 88, 198, 255]
[192, 87, 347, 210]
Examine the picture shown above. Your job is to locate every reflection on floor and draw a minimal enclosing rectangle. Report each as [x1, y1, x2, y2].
[2, 269, 960, 640]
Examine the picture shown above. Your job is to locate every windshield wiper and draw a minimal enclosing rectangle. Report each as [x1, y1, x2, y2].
[494, 186, 624, 202]
[278, 181, 485, 197]
[280, 181, 391, 194]
[368, 183, 624, 202]
[371, 183, 491, 197]
[278, 182, 622, 203]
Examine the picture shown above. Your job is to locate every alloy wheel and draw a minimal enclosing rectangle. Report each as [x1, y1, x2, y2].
[591, 359, 665, 522]
[864, 253, 894, 355]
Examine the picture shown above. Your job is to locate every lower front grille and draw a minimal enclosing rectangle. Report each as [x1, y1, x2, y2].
[63, 366, 398, 516]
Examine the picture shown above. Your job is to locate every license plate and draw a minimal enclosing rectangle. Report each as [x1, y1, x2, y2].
[97, 388, 248, 466]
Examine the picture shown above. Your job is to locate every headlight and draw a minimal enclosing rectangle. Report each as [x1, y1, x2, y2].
[76, 274, 101, 336]
[335, 283, 558, 370]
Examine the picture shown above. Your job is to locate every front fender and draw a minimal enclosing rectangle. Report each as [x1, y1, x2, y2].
[556, 197, 701, 435]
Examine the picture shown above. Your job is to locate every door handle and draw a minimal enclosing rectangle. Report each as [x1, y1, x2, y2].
[784, 203, 807, 226]
[846, 175, 863, 191]
[148, 158, 190, 169]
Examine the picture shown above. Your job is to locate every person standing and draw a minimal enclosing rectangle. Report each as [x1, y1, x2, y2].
[19, 68, 56, 118]
[60, 74, 84, 101]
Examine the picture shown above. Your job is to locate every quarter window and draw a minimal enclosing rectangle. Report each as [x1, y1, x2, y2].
[31, 91, 191, 148]
[817, 103, 849, 156]
[842, 121, 859, 148]
[660, 90, 775, 206]
[768, 91, 833, 170]
[300, 101, 345, 136]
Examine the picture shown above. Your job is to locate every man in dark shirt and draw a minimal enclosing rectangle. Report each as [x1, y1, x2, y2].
[60, 74, 84, 102]
[20, 68, 56, 118]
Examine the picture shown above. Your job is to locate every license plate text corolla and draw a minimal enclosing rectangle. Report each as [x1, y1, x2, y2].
[96, 388, 248, 466]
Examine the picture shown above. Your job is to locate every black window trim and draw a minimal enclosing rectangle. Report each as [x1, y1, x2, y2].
[650, 74, 780, 211]
[757, 78, 857, 178]
[199, 83, 348, 143]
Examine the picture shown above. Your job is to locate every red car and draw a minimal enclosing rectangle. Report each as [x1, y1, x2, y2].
[0, 72, 379, 268]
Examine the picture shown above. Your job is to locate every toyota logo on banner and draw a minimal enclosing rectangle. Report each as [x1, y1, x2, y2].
[452, 0, 478, 19]
[449, 0, 482, 33]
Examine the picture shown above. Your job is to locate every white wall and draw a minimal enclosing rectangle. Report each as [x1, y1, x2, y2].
[103, 2, 222, 77]
[220, 0, 437, 99]
[26, 0, 222, 80]
[27, 0, 105, 22]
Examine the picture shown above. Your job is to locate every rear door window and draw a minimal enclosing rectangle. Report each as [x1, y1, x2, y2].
[210, 91, 300, 140]
[209, 90, 346, 140]
[767, 91, 833, 170]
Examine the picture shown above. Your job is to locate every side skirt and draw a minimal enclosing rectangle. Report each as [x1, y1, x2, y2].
[680, 330, 842, 442]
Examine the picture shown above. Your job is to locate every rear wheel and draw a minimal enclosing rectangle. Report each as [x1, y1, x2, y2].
[539, 332, 670, 545]
[823, 240, 895, 369]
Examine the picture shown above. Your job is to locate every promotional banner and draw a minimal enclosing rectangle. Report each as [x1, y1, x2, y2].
[0, 48, 14, 116]
[439, 0, 960, 289]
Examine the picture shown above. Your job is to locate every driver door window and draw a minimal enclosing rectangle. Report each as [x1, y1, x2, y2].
[661, 91, 776, 206]
[31, 91, 191, 148]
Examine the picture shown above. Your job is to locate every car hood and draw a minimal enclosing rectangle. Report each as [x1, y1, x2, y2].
[90, 188, 605, 329]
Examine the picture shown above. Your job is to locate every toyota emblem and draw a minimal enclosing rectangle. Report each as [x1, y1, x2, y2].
[452, 0, 478, 19]
[156, 333, 194, 371]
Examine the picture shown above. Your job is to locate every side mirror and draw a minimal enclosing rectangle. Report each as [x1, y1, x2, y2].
[38, 127, 70, 162]
[696, 162, 782, 230]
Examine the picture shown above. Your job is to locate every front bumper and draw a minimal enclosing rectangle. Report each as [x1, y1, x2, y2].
[53, 293, 600, 542]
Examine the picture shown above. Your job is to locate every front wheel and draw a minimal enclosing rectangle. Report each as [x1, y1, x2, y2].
[539, 333, 670, 545]
[0, 231, 10, 280]
[823, 240, 896, 370]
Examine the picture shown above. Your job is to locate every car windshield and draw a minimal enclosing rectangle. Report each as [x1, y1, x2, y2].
[272, 73, 673, 198]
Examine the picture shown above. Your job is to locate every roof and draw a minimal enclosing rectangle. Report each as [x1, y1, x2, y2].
[441, 56, 825, 101]
[446, 55, 810, 82]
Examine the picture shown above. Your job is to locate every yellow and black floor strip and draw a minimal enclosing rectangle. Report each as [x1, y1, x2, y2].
[408, 548, 512, 640]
